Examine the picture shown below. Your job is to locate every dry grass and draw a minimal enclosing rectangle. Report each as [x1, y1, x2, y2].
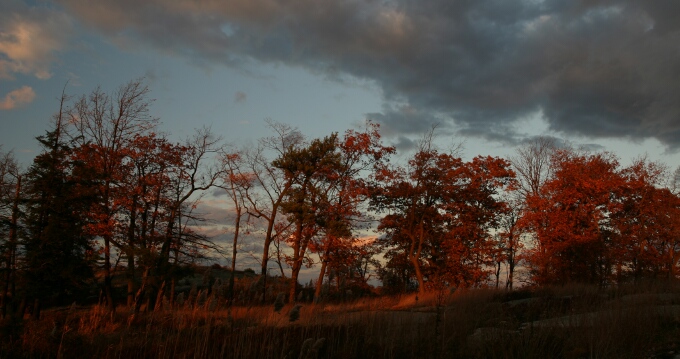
[3, 282, 680, 358]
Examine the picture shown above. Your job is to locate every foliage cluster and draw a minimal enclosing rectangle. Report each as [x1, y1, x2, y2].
[2, 80, 680, 325]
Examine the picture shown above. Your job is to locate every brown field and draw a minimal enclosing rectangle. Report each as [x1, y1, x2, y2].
[3, 282, 680, 358]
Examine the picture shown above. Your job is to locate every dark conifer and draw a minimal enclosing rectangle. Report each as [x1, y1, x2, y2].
[22, 117, 95, 310]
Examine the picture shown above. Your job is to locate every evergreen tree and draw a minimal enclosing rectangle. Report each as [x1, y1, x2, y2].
[22, 118, 95, 309]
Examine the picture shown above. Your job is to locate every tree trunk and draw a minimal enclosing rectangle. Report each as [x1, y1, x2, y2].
[126, 196, 138, 307]
[126, 249, 135, 307]
[102, 179, 115, 313]
[314, 239, 333, 302]
[410, 224, 426, 295]
[260, 230, 273, 302]
[410, 254, 425, 295]
[103, 236, 114, 312]
[229, 205, 241, 305]
[148, 207, 177, 311]
[259, 201, 282, 303]
[495, 261, 501, 289]
[507, 259, 515, 290]
[506, 238, 515, 290]
[2, 176, 20, 319]
[314, 260, 328, 303]
[272, 238, 287, 278]
[289, 220, 304, 303]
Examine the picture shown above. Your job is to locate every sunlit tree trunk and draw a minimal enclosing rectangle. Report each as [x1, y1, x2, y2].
[289, 220, 304, 303]
[314, 239, 333, 302]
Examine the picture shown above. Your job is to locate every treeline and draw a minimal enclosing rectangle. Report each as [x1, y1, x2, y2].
[1, 79, 680, 317]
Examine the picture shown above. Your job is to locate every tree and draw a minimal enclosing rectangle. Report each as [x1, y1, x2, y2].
[23, 109, 95, 313]
[148, 127, 224, 309]
[220, 149, 254, 304]
[506, 137, 557, 288]
[371, 137, 514, 294]
[273, 134, 345, 302]
[311, 122, 394, 302]
[96, 133, 182, 307]
[493, 196, 522, 290]
[0, 147, 21, 318]
[69, 80, 225, 310]
[320, 238, 381, 298]
[521, 149, 680, 285]
[70, 78, 157, 310]
[437, 155, 516, 287]
[613, 159, 680, 281]
[523, 150, 623, 285]
[239, 120, 303, 301]
[512, 137, 556, 199]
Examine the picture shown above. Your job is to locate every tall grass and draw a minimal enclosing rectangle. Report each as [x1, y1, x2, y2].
[2, 282, 680, 358]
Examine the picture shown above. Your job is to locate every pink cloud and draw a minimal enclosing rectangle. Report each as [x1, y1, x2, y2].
[0, 86, 36, 110]
[0, 7, 72, 79]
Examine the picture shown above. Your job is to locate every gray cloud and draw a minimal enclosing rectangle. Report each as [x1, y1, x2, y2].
[54, 0, 680, 147]
[366, 104, 451, 137]
[234, 91, 247, 103]
[390, 135, 417, 153]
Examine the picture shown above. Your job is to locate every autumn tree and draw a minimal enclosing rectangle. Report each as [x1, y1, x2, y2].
[377, 251, 418, 294]
[238, 120, 303, 300]
[70, 78, 157, 310]
[523, 150, 624, 285]
[103, 133, 182, 307]
[310, 122, 394, 301]
[319, 238, 381, 298]
[67, 80, 223, 310]
[274, 134, 346, 302]
[272, 123, 392, 303]
[371, 137, 514, 294]
[505, 137, 557, 288]
[439, 156, 516, 286]
[613, 159, 680, 281]
[146, 127, 225, 309]
[220, 149, 254, 304]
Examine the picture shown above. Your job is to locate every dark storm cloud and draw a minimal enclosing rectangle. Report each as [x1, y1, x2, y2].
[518, 135, 605, 152]
[365, 104, 452, 137]
[55, 0, 680, 147]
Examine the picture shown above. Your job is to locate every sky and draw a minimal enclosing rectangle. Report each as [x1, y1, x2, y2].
[2, 0, 680, 279]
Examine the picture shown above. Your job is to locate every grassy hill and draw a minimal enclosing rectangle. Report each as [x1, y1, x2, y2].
[2, 281, 680, 358]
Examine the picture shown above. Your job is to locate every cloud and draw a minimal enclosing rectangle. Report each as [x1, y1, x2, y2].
[234, 91, 247, 103]
[0, 3, 73, 79]
[54, 0, 680, 147]
[192, 199, 233, 225]
[0, 86, 35, 110]
[390, 136, 417, 153]
[366, 104, 451, 137]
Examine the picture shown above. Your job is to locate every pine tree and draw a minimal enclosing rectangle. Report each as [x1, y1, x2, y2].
[22, 117, 95, 309]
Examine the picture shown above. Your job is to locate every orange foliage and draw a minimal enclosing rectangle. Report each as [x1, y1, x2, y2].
[522, 150, 680, 285]
[372, 146, 515, 292]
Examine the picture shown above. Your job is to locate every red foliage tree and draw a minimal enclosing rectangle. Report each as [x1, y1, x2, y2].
[613, 159, 680, 281]
[372, 142, 514, 294]
[523, 150, 624, 285]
